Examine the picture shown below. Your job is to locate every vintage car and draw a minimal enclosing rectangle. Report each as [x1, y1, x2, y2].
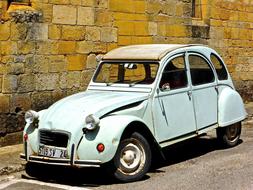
[21, 44, 247, 182]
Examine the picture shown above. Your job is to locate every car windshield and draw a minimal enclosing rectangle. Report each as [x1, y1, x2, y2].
[93, 62, 159, 86]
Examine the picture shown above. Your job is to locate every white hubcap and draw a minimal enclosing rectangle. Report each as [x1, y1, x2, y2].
[119, 143, 144, 173]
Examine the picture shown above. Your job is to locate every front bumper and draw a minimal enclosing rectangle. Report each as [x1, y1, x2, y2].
[21, 142, 101, 167]
[20, 153, 101, 167]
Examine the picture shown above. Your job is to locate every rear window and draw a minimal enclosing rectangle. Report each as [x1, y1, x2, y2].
[210, 54, 228, 80]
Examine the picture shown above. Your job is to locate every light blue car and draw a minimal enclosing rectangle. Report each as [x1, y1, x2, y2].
[21, 44, 247, 182]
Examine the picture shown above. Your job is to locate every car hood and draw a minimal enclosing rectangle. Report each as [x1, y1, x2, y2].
[39, 90, 149, 134]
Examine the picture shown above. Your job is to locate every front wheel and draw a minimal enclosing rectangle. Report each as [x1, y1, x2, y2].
[108, 132, 152, 182]
[216, 122, 242, 147]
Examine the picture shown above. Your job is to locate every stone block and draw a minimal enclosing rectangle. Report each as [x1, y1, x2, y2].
[86, 26, 101, 41]
[118, 36, 132, 45]
[52, 90, 66, 103]
[132, 36, 152, 44]
[109, 0, 134, 13]
[146, 1, 161, 14]
[134, 0, 145, 13]
[36, 41, 59, 55]
[48, 24, 61, 40]
[0, 76, 2, 92]
[0, 22, 10, 41]
[70, 0, 82, 5]
[60, 72, 81, 89]
[114, 21, 134, 36]
[53, 5, 77, 25]
[134, 22, 149, 36]
[10, 23, 28, 41]
[27, 23, 48, 41]
[39, 3, 53, 23]
[95, 0, 108, 8]
[95, 10, 113, 26]
[101, 27, 118, 42]
[6, 63, 25, 75]
[0, 56, 13, 65]
[62, 25, 86, 41]
[148, 22, 157, 36]
[93, 42, 107, 53]
[49, 55, 67, 73]
[17, 74, 35, 93]
[17, 42, 35, 54]
[81, 70, 94, 88]
[36, 73, 59, 91]
[77, 7, 95, 26]
[2, 75, 18, 93]
[166, 25, 190, 37]
[67, 54, 87, 71]
[10, 93, 31, 113]
[49, 0, 69, 4]
[58, 41, 76, 54]
[81, 0, 94, 6]
[86, 54, 97, 69]
[0, 95, 10, 113]
[107, 43, 118, 51]
[0, 41, 17, 55]
[76, 41, 94, 54]
[32, 55, 49, 73]
[0, 64, 6, 75]
[31, 91, 53, 110]
[113, 13, 147, 21]
[231, 27, 239, 39]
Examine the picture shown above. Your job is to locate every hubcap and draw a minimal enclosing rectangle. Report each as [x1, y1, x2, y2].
[119, 142, 145, 174]
[227, 124, 239, 141]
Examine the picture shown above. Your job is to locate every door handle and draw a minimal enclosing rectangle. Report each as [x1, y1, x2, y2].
[187, 91, 192, 101]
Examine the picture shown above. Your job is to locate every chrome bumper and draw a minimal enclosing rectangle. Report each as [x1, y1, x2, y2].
[20, 153, 101, 167]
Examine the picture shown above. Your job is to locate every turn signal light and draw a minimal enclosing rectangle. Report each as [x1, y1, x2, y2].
[24, 134, 28, 141]
[97, 143, 105, 153]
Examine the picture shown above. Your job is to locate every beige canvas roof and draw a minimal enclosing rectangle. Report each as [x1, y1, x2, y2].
[102, 44, 192, 61]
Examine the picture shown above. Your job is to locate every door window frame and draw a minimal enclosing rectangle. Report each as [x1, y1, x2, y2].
[186, 52, 217, 90]
[157, 53, 191, 96]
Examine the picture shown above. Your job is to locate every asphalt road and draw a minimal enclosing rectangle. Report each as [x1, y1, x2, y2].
[1, 124, 253, 190]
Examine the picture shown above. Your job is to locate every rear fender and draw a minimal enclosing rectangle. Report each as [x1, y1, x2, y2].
[218, 87, 247, 127]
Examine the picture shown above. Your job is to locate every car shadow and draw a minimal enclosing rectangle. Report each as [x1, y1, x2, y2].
[151, 135, 243, 171]
[21, 135, 243, 187]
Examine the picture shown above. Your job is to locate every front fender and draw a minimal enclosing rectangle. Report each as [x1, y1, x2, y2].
[218, 87, 247, 127]
[76, 115, 148, 163]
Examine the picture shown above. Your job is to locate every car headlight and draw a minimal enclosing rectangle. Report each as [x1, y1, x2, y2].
[85, 114, 100, 130]
[25, 110, 39, 124]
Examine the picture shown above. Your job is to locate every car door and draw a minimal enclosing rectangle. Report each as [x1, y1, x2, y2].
[153, 54, 197, 143]
[187, 53, 218, 130]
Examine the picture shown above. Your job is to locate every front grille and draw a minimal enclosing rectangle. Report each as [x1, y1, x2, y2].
[39, 130, 69, 148]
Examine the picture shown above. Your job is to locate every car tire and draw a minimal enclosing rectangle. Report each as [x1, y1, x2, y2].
[108, 132, 152, 182]
[216, 122, 241, 147]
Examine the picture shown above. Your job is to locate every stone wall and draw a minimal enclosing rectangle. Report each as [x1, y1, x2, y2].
[0, 0, 252, 146]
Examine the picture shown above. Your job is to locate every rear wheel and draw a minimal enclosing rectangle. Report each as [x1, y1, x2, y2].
[108, 132, 152, 182]
[216, 122, 241, 147]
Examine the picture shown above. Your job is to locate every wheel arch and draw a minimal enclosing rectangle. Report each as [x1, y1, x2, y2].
[218, 87, 247, 127]
[121, 120, 162, 159]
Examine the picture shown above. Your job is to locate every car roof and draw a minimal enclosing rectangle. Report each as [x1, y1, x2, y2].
[102, 44, 203, 61]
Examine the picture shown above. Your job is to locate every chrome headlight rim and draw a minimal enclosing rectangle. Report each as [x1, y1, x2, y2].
[25, 110, 39, 124]
[85, 114, 100, 131]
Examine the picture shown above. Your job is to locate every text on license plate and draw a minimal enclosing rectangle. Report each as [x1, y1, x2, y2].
[38, 145, 67, 158]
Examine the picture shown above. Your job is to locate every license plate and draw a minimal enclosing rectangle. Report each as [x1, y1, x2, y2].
[38, 145, 67, 158]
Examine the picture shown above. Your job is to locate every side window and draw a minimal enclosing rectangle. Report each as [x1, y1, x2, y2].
[189, 55, 215, 86]
[159, 56, 188, 90]
[210, 54, 228, 80]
